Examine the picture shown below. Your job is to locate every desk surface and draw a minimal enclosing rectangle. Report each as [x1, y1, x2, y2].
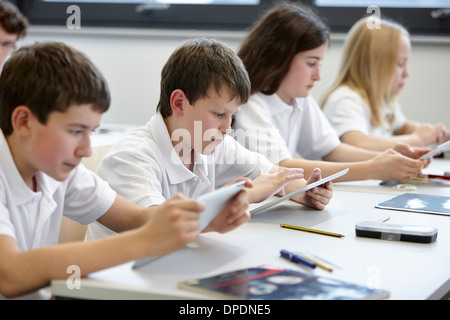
[52, 159, 450, 300]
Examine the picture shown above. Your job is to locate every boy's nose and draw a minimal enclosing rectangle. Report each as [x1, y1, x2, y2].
[76, 137, 92, 158]
[220, 116, 232, 134]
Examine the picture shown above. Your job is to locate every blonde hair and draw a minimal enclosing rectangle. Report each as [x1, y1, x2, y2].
[321, 17, 409, 129]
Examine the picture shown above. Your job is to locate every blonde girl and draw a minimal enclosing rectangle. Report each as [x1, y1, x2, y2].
[321, 17, 449, 151]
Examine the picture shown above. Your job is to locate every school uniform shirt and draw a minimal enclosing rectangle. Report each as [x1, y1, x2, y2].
[0, 132, 116, 300]
[232, 92, 341, 164]
[85, 112, 273, 240]
[322, 85, 406, 138]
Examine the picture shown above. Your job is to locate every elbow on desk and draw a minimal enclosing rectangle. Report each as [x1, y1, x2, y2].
[0, 267, 42, 299]
[0, 279, 25, 299]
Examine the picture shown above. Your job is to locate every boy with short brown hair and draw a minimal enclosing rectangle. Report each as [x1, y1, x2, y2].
[0, 41, 249, 299]
[87, 38, 333, 240]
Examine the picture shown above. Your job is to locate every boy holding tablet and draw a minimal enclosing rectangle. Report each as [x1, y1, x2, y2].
[0, 41, 250, 299]
[87, 38, 333, 240]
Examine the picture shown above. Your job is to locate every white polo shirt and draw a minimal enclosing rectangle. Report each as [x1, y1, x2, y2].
[322, 85, 406, 138]
[0, 132, 116, 300]
[233, 93, 341, 163]
[86, 112, 273, 240]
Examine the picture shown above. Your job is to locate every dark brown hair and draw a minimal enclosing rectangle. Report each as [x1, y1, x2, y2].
[157, 38, 250, 118]
[0, 41, 110, 135]
[238, 2, 329, 95]
[0, 1, 28, 38]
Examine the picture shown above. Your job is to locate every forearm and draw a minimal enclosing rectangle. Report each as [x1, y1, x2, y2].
[393, 121, 419, 135]
[0, 230, 148, 298]
[97, 195, 150, 233]
[323, 142, 379, 161]
[354, 134, 422, 150]
[280, 158, 371, 182]
[341, 130, 422, 151]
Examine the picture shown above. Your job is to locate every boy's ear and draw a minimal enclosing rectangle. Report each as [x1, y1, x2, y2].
[170, 89, 188, 117]
[11, 106, 33, 136]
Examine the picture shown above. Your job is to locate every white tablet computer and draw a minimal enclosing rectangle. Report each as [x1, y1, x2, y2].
[133, 180, 246, 269]
[419, 140, 450, 160]
[197, 180, 246, 232]
[250, 168, 349, 215]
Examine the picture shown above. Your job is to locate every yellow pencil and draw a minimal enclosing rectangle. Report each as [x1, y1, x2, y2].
[280, 223, 345, 238]
[298, 254, 333, 272]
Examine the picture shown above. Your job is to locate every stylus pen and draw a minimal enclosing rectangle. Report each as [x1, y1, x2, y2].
[280, 223, 345, 238]
[280, 249, 316, 269]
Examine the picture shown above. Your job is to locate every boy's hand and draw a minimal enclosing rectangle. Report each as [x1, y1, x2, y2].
[203, 178, 252, 234]
[247, 168, 304, 203]
[140, 194, 204, 256]
[298, 168, 333, 210]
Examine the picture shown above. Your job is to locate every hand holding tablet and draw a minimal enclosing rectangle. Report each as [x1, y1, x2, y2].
[250, 168, 349, 215]
[133, 181, 247, 269]
[197, 180, 246, 231]
[419, 140, 450, 160]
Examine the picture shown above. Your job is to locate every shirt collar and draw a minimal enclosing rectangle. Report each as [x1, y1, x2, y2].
[0, 132, 60, 206]
[257, 92, 305, 116]
[149, 113, 211, 185]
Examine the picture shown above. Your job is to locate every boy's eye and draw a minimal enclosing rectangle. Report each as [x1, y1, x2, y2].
[68, 128, 85, 135]
[215, 113, 225, 118]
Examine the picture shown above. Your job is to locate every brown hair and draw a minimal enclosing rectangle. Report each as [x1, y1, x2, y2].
[0, 41, 110, 135]
[0, 1, 28, 38]
[157, 38, 250, 118]
[238, 2, 329, 95]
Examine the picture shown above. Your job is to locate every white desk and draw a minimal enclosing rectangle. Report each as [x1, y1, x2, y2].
[52, 159, 450, 299]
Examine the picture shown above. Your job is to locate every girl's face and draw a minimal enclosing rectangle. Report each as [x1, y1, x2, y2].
[276, 42, 328, 104]
[389, 34, 410, 98]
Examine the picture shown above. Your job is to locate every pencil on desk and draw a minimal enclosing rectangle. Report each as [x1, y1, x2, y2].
[298, 254, 333, 272]
[280, 223, 345, 238]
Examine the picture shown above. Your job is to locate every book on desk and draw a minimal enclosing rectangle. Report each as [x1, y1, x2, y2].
[375, 193, 450, 216]
[178, 266, 389, 300]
